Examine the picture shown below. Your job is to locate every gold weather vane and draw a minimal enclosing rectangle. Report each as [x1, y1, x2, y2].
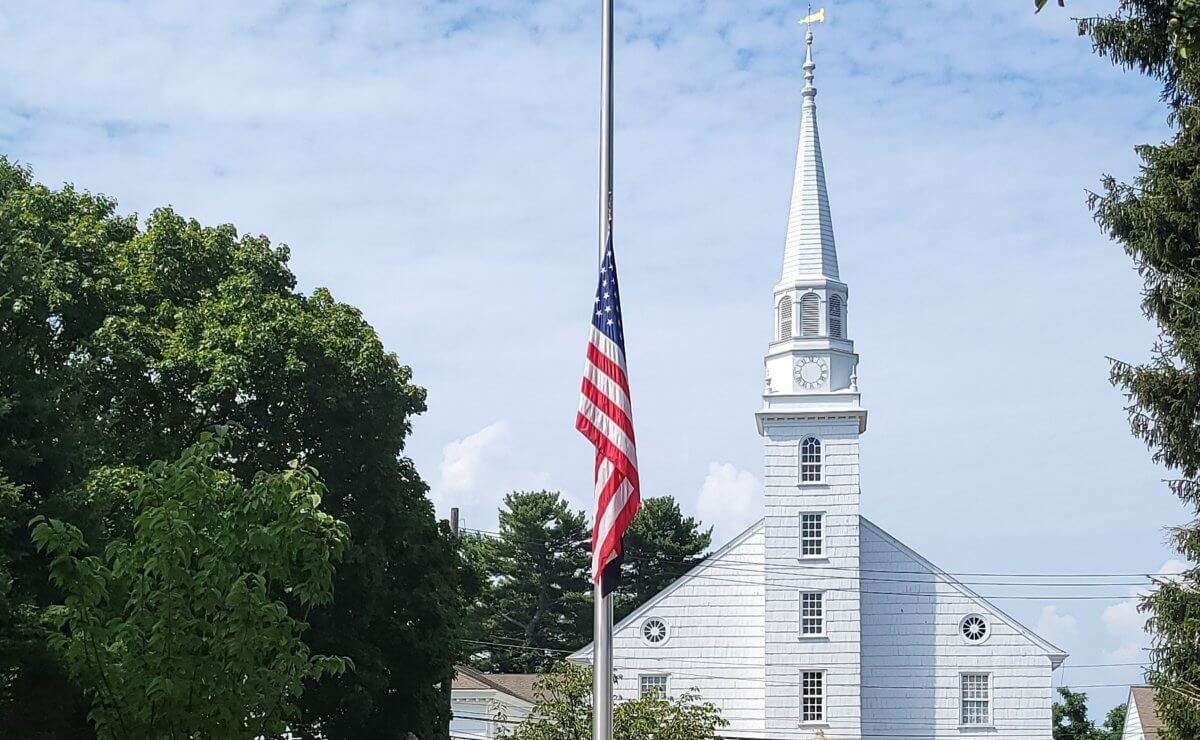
[800, 7, 825, 25]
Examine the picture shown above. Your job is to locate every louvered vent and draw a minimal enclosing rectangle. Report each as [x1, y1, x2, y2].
[829, 294, 843, 338]
[800, 293, 820, 337]
[778, 296, 793, 340]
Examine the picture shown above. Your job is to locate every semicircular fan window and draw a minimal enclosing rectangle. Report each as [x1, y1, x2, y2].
[642, 618, 669, 645]
[961, 615, 989, 644]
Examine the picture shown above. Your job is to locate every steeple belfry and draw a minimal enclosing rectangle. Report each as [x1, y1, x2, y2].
[781, 27, 839, 283]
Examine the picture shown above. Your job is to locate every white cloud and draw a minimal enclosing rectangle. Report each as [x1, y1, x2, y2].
[1036, 606, 1077, 648]
[434, 420, 511, 506]
[1100, 558, 1191, 662]
[696, 462, 760, 542]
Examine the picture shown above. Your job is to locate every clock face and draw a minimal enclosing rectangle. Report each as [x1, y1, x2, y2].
[794, 357, 828, 389]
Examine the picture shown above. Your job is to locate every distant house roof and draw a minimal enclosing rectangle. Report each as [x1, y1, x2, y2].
[1127, 685, 1164, 737]
[453, 665, 539, 705]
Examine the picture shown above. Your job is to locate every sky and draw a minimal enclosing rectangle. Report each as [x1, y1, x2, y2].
[0, 0, 1192, 719]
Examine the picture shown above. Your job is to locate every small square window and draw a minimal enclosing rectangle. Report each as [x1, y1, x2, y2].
[960, 673, 991, 726]
[639, 674, 668, 699]
[801, 670, 824, 722]
[801, 592, 824, 636]
[800, 513, 824, 557]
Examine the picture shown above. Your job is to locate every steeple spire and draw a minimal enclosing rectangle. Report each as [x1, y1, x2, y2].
[781, 23, 839, 283]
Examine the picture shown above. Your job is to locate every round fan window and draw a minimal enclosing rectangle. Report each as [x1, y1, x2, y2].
[960, 614, 990, 644]
[641, 617, 669, 645]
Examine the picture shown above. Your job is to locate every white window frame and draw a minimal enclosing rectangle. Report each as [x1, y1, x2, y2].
[777, 295, 793, 341]
[799, 436, 823, 484]
[799, 591, 825, 638]
[799, 669, 826, 725]
[959, 672, 993, 728]
[639, 673, 670, 700]
[799, 512, 825, 559]
[828, 294, 844, 339]
[799, 292, 821, 337]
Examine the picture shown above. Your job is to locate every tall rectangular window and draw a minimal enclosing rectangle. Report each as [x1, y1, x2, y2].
[960, 673, 991, 726]
[801, 671, 824, 722]
[800, 592, 824, 636]
[800, 513, 824, 557]
[800, 437, 822, 482]
[639, 674, 668, 699]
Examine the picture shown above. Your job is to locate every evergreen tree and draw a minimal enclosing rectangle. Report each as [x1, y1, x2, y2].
[616, 496, 712, 622]
[471, 491, 591, 673]
[1071, 3, 1200, 736]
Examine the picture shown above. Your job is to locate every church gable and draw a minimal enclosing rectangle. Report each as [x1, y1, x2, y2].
[569, 522, 766, 732]
[859, 518, 1065, 737]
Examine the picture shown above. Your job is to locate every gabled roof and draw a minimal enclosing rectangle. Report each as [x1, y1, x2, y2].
[452, 665, 538, 705]
[1126, 685, 1164, 737]
[569, 519, 764, 661]
[861, 517, 1069, 666]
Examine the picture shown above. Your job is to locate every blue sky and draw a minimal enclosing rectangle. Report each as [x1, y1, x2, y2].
[0, 0, 1189, 718]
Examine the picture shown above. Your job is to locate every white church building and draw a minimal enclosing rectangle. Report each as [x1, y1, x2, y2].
[570, 28, 1067, 739]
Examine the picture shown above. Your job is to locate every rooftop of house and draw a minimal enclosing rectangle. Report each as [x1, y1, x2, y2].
[453, 665, 539, 705]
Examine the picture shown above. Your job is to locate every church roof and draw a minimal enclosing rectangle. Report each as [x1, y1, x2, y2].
[780, 28, 839, 283]
[569, 517, 1068, 666]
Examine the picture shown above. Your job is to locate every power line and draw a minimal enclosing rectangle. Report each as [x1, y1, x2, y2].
[461, 638, 1147, 672]
[459, 526, 1187, 581]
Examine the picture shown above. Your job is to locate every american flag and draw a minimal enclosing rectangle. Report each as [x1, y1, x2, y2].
[577, 237, 640, 589]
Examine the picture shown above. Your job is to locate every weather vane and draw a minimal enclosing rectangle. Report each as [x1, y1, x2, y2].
[800, 6, 825, 26]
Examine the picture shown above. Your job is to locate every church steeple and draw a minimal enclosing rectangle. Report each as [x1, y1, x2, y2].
[759, 18, 864, 434]
[781, 27, 839, 283]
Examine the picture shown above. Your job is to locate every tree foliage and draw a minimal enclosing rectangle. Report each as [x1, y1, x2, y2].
[1073, 2, 1200, 736]
[30, 432, 350, 739]
[1052, 687, 1126, 740]
[0, 159, 463, 738]
[616, 496, 711, 622]
[467, 492, 591, 673]
[494, 662, 727, 740]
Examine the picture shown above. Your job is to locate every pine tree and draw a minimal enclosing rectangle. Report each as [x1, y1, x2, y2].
[616, 496, 712, 622]
[472, 492, 591, 672]
[1077, 2, 1200, 735]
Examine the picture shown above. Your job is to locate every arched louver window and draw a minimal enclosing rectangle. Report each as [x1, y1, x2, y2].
[778, 296, 793, 340]
[800, 437, 822, 482]
[829, 295, 844, 339]
[800, 293, 821, 337]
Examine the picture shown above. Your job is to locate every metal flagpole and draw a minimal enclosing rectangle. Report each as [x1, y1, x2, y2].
[593, 0, 615, 738]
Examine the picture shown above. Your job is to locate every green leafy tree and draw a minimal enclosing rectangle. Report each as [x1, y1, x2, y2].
[495, 662, 727, 740]
[1053, 687, 1126, 740]
[0, 159, 463, 739]
[1068, 3, 1200, 736]
[470, 492, 591, 673]
[29, 432, 350, 740]
[616, 496, 711, 622]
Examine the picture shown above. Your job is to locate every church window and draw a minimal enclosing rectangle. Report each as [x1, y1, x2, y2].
[641, 617, 669, 645]
[800, 592, 824, 636]
[800, 437, 822, 482]
[800, 513, 824, 557]
[800, 293, 820, 336]
[960, 673, 991, 726]
[800, 671, 825, 722]
[960, 614, 990, 644]
[828, 294, 843, 338]
[639, 674, 669, 699]
[778, 296, 793, 340]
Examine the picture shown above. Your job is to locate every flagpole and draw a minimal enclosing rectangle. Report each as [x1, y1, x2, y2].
[593, 0, 615, 737]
